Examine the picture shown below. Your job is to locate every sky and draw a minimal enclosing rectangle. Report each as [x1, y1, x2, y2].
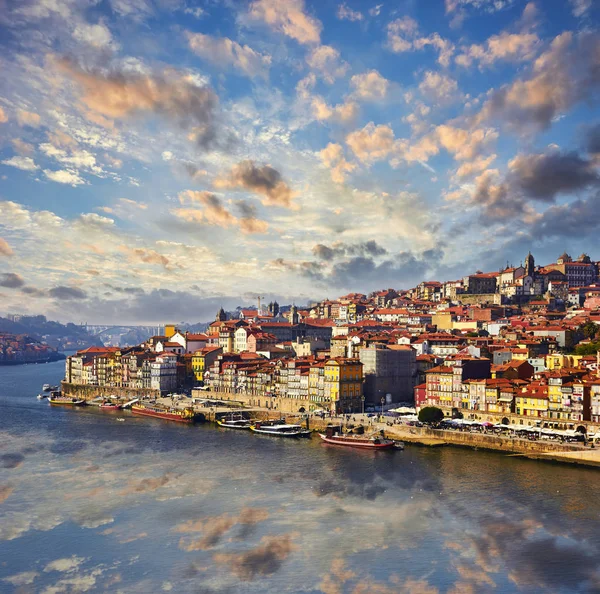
[0, 0, 599, 324]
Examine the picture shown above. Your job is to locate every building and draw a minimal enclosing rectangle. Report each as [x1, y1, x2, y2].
[544, 253, 597, 288]
[359, 344, 416, 405]
[323, 358, 364, 414]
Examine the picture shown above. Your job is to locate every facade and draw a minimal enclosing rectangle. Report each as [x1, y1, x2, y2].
[360, 344, 416, 404]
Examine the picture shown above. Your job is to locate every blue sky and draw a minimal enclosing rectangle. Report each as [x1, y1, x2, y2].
[0, 0, 599, 323]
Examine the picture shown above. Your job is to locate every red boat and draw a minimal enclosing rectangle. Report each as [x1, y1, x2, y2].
[131, 403, 197, 423]
[319, 426, 397, 450]
[99, 402, 122, 411]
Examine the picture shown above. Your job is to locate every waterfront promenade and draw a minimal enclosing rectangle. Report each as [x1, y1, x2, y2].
[146, 394, 600, 468]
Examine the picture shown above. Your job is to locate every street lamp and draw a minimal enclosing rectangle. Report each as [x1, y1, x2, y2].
[380, 396, 385, 418]
[361, 395, 365, 416]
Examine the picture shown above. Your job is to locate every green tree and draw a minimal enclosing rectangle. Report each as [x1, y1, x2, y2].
[418, 406, 445, 424]
[579, 321, 599, 340]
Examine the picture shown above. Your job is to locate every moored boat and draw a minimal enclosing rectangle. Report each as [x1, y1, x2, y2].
[48, 395, 86, 407]
[131, 402, 198, 423]
[42, 384, 51, 392]
[37, 393, 48, 400]
[99, 401, 123, 411]
[217, 415, 252, 429]
[318, 426, 396, 449]
[250, 421, 311, 437]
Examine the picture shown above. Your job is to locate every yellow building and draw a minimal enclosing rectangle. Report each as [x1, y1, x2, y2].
[545, 354, 583, 371]
[164, 324, 177, 339]
[515, 387, 548, 418]
[191, 346, 223, 383]
[323, 358, 363, 413]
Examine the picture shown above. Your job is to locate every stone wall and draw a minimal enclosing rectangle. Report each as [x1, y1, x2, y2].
[61, 381, 160, 401]
[191, 389, 312, 413]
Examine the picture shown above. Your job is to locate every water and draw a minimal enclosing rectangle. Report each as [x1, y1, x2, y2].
[1, 362, 600, 593]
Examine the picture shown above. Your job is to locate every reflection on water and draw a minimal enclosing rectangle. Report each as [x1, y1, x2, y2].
[1, 362, 600, 593]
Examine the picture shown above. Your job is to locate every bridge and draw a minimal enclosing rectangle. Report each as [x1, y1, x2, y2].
[81, 325, 164, 338]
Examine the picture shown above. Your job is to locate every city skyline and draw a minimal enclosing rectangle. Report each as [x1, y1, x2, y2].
[1, 0, 599, 324]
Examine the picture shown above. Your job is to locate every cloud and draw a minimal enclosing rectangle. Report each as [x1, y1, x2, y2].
[456, 31, 540, 68]
[72, 21, 118, 50]
[120, 473, 175, 495]
[214, 160, 296, 208]
[1, 156, 38, 171]
[16, 109, 41, 127]
[0, 106, 7, 123]
[0, 238, 14, 257]
[435, 125, 498, 161]
[476, 32, 600, 132]
[337, 3, 364, 22]
[43, 169, 86, 185]
[311, 97, 359, 124]
[176, 507, 269, 551]
[453, 154, 497, 179]
[2, 571, 38, 586]
[508, 150, 599, 200]
[569, 0, 592, 17]
[386, 18, 454, 66]
[177, 190, 237, 227]
[125, 247, 172, 269]
[584, 123, 600, 156]
[418, 71, 459, 103]
[350, 70, 389, 101]
[175, 191, 269, 234]
[346, 122, 395, 163]
[318, 143, 356, 184]
[187, 32, 271, 78]
[248, 0, 321, 45]
[0, 273, 25, 288]
[1, 452, 25, 468]
[526, 190, 600, 239]
[236, 201, 270, 234]
[55, 57, 221, 148]
[11, 139, 35, 156]
[44, 556, 86, 573]
[306, 45, 348, 83]
[469, 149, 600, 223]
[48, 285, 88, 299]
[312, 240, 387, 261]
[213, 533, 296, 580]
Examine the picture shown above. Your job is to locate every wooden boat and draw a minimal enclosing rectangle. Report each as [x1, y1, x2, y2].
[48, 395, 86, 407]
[217, 415, 252, 429]
[131, 402, 197, 423]
[250, 421, 311, 437]
[99, 401, 122, 411]
[318, 426, 396, 449]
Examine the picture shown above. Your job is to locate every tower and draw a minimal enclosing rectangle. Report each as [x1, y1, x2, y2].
[290, 304, 299, 325]
[525, 251, 535, 278]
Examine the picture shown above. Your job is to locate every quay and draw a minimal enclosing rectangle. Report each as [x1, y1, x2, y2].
[58, 382, 600, 468]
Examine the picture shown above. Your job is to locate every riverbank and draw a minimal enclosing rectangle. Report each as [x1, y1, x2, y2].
[0, 352, 66, 366]
[57, 384, 600, 468]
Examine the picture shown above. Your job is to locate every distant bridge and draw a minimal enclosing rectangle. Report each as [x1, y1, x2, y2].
[81, 325, 164, 338]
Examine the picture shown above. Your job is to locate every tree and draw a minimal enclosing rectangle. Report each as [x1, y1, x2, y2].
[579, 321, 599, 340]
[418, 406, 444, 424]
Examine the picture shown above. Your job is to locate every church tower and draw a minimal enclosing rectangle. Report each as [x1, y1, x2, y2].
[290, 304, 299, 325]
[525, 251, 535, 278]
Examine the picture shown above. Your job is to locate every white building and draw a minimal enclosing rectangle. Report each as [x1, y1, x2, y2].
[150, 354, 177, 392]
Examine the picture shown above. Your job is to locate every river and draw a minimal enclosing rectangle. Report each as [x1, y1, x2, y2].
[1, 361, 600, 593]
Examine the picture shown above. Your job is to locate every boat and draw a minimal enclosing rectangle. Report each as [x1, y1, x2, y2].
[318, 426, 396, 449]
[99, 401, 122, 411]
[48, 395, 86, 407]
[37, 393, 48, 400]
[42, 384, 51, 392]
[250, 421, 311, 438]
[131, 402, 198, 423]
[217, 414, 252, 430]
